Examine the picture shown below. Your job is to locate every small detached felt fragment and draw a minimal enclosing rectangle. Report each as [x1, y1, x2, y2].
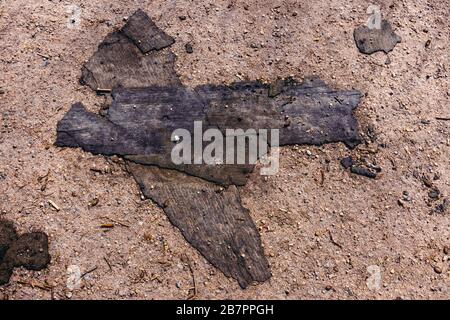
[354, 20, 401, 54]
[340, 156, 379, 179]
[350, 166, 378, 179]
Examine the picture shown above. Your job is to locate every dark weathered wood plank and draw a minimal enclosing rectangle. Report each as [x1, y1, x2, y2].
[127, 163, 271, 288]
[81, 32, 180, 90]
[55, 9, 364, 289]
[56, 80, 361, 184]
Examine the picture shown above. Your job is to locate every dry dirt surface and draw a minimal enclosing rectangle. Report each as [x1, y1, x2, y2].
[0, 0, 449, 300]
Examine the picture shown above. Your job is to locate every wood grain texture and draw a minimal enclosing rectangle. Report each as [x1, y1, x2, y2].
[56, 80, 361, 184]
[122, 9, 175, 53]
[127, 163, 271, 288]
[60, 9, 271, 287]
[80, 9, 180, 91]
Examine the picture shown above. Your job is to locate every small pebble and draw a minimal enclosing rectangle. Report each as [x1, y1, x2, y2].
[433, 265, 442, 274]
[444, 246, 449, 255]
[428, 189, 440, 199]
[402, 191, 411, 201]
[340, 156, 353, 169]
[185, 43, 193, 54]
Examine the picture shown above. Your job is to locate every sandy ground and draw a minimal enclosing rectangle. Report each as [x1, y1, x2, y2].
[0, 0, 449, 300]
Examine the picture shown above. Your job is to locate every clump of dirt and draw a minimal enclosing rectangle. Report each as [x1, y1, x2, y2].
[5, 233, 51, 270]
[0, 220, 17, 260]
[0, 220, 50, 285]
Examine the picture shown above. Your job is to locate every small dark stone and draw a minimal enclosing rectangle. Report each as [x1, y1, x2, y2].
[179, 15, 187, 21]
[425, 39, 431, 48]
[435, 199, 449, 214]
[428, 189, 440, 200]
[434, 265, 442, 274]
[350, 166, 377, 178]
[340, 156, 354, 169]
[422, 176, 434, 188]
[185, 43, 193, 54]
[402, 191, 411, 201]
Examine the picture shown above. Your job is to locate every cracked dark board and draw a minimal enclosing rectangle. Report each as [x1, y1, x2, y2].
[127, 163, 271, 288]
[55, 9, 362, 288]
[64, 9, 270, 287]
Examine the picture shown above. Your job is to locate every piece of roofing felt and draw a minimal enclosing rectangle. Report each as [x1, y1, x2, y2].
[127, 163, 271, 288]
[354, 19, 401, 54]
[57, 79, 361, 185]
[56, 9, 362, 288]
